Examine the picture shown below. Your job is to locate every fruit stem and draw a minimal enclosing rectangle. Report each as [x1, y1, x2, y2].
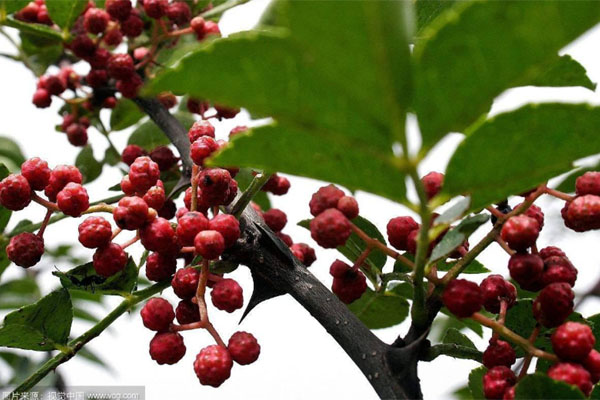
[495, 235, 515, 256]
[37, 209, 53, 238]
[349, 223, 414, 269]
[120, 234, 139, 249]
[544, 187, 574, 202]
[82, 203, 116, 214]
[471, 313, 557, 362]
[31, 193, 60, 212]
[111, 227, 122, 240]
[231, 171, 272, 218]
[190, 164, 199, 212]
[352, 245, 373, 272]
[491, 300, 508, 341]
[518, 325, 541, 379]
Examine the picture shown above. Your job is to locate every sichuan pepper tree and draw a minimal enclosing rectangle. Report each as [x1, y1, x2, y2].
[1, 0, 600, 398]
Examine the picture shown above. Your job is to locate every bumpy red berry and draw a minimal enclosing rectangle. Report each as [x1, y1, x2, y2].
[141, 297, 174, 331]
[175, 299, 200, 324]
[113, 196, 149, 230]
[45, 165, 82, 201]
[210, 278, 243, 312]
[422, 172, 444, 200]
[122, 145, 147, 166]
[309, 185, 345, 216]
[32, 88, 51, 108]
[143, 184, 166, 211]
[310, 208, 351, 248]
[140, 217, 178, 255]
[262, 174, 290, 196]
[6, 233, 44, 268]
[0, 174, 31, 210]
[176, 211, 209, 246]
[198, 168, 234, 206]
[518, 203, 545, 230]
[276, 232, 293, 246]
[551, 322, 595, 362]
[143, 0, 167, 18]
[209, 214, 240, 248]
[330, 259, 351, 278]
[105, 0, 132, 20]
[157, 92, 177, 109]
[21, 157, 51, 191]
[479, 275, 516, 314]
[387, 216, 419, 251]
[194, 345, 233, 387]
[129, 156, 160, 194]
[583, 350, 600, 383]
[539, 246, 566, 260]
[564, 195, 600, 232]
[483, 340, 516, 368]
[70, 35, 96, 59]
[56, 183, 89, 217]
[483, 366, 516, 400]
[194, 230, 225, 260]
[166, 1, 191, 25]
[108, 53, 135, 80]
[533, 282, 574, 328]
[576, 171, 600, 196]
[172, 267, 200, 299]
[508, 253, 544, 291]
[149, 332, 186, 365]
[190, 136, 219, 166]
[501, 215, 539, 252]
[78, 216, 112, 248]
[547, 362, 593, 396]
[228, 331, 260, 365]
[214, 104, 237, 118]
[145, 252, 177, 282]
[290, 243, 316, 266]
[332, 269, 367, 304]
[337, 196, 359, 219]
[65, 123, 88, 147]
[149, 146, 177, 171]
[542, 256, 577, 287]
[188, 120, 215, 142]
[263, 208, 287, 232]
[442, 279, 483, 318]
[83, 7, 109, 34]
[93, 243, 127, 277]
[116, 74, 143, 99]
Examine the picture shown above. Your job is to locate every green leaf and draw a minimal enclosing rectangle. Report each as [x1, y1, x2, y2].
[0, 163, 11, 232]
[0, 136, 25, 169]
[590, 384, 600, 400]
[53, 258, 138, 296]
[73, 307, 100, 324]
[45, 0, 87, 30]
[434, 196, 470, 224]
[505, 299, 537, 339]
[2, 16, 63, 41]
[0, 0, 29, 14]
[110, 99, 145, 131]
[413, 1, 600, 148]
[443, 104, 600, 210]
[415, 0, 456, 37]
[436, 259, 489, 274]
[527, 55, 596, 91]
[442, 327, 476, 350]
[586, 313, 600, 351]
[347, 288, 409, 329]
[103, 146, 120, 166]
[212, 124, 406, 202]
[453, 386, 474, 400]
[430, 214, 488, 262]
[468, 366, 487, 400]
[0, 278, 41, 309]
[75, 145, 103, 184]
[515, 373, 585, 399]
[19, 33, 62, 76]
[0, 289, 72, 351]
[128, 112, 195, 151]
[439, 309, 483, 337]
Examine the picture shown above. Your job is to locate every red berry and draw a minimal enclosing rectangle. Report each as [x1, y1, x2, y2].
[166, 1, 191, 25]
[190, 16, 205, 39]
[228, 331, 260, 365]
[387, 216, 420, 251]
[149, 146, 178, 171]
[583, 349, 600, 383]
[517, 203, 545, 230]
[539, 246, 566, 260]
[190, 136, 219, 166]
[507, 252, 544, 292]
[108, 53, 135, 80]
[483, 339, 516, 368]
[422, 172, 444, 200]
[564, 195, 600, 232]
[503, 387, 515, 400]
[309, 184, 345, 216]
[120, 12, 143, 38]
[547, 362, 593, 396]
[576, 171, 600, 196]
[70, 35, 96, 58]
[140, 217, 178, 255]
[276, 231, 293, 247]
[44, 75, 66, 96]
[0, 174, 31, 210]
[271, 175, 291, 195]
[32, 88, 51, 108]
[105, 0, 132, 20]
[442, 279, 483, 318]
[6, 233, 44, 268]
[93, 243, 128, 277]
[65, 123, 88, 147]
[16, 2, 39, 22]
[86, 69, 108, 88]
[171, 267, 200, 299]
[210, 278, 243, 312]
[143, 184, 166, 211]
[500, 215, 540, 252]
[83, 7, 109, 34]
[479, 274, 517, 314]
[310, 208, 351, 248]
[533, 282, 574, 328]
[176, 211, 210, 246]
[113, 196, 149, 230]
[209, 214, 240, 248]
[21, 158, 51, 191]
[186, 98, 209, 115]
[194, 345, 233, 387]
[116, 74, 143, 98]
[103, 26, 123, 46]
[551, 322, 595, 362]
[129, 156, 160, 193]
[122, 145, 147, 166]
[332, 269, 367, 304]
[141, 297, 174, 331]
[542, 256, 578, 287]
[290, 243, 316, 266]
[149, 332, 186, 365]
[214, 104, 238, 119]
[330, 259, 351, 278]
[194, 230, 225, 260]
[158, 199, 177, 220]
[175, 299, 200, 324]
[483, 366, 516, 400]
[145, 252, 177, 282]
[45, 165, 82, 201]
[336, 196, 359, 219]
[143, 0, 167, 18]
[78, 216, 112, 248]
[103, 96, 117, 109]
[263, 208, 287, 232]
[157, 92, 177, 109]
[56, 183, 89, 217]
[198, 168, 235, 206]
[290, 246, 305, 263]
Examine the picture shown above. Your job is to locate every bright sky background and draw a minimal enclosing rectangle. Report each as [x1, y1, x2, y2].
[1, 1, 600, 399]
